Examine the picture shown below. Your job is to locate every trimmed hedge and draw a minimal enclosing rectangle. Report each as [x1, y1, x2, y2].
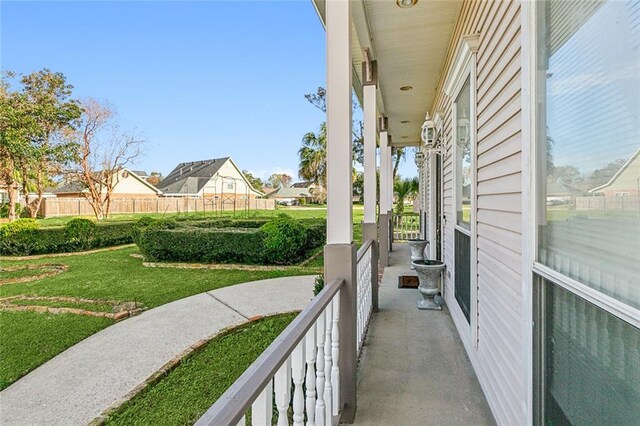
[0, 219, 136, 256]
[136, 216, 326, 265]
[138, 228, 266, 264]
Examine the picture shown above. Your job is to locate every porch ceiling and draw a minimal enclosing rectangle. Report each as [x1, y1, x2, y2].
[312, 0, 462, 148]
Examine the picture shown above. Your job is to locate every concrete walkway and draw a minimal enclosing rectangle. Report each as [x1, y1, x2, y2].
[0, 276, 315, 426]
[354, 244, 494, 425]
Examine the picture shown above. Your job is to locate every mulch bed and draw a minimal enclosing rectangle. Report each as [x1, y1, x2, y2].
[0, 296, 145, 321]
[0, 264, 69, 285]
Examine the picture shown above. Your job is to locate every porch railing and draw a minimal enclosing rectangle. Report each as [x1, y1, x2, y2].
[195, 278, 345, 426]
[392, 214, 421, 241]
[356, 239, 374, 353]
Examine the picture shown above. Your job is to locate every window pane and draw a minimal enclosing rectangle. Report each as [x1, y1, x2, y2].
[537, 0, 640, 309]
[455, 76, 471, 229]
[540, 279, 640, 425]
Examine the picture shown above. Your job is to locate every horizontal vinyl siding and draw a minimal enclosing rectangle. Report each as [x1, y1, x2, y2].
[428, 1, 525, 424]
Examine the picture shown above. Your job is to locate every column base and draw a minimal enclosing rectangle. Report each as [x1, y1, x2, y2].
[324, 242, 357, 423]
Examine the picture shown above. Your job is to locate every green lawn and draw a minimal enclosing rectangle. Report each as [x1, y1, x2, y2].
[34, 205, 351, 227]
[0, 206, 367, 393]
[0, 247, 314, 389]
[0, 311, 112, 389]
[104, 314, 295, 426]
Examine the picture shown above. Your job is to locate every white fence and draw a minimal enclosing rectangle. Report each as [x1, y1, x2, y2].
[39, 197, 275, 218]
[392, 214, 421, 241]
[196, 278, 344, 426]
[356, 240, 373, 354]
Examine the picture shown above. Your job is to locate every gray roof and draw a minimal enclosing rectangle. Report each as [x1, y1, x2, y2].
[156, 158, 230, 195]
[52, 182, 86, 194]
[291, 181, 314, 188]
[267, 186, 313, 199]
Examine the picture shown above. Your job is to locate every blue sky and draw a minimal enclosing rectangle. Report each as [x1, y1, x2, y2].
[2, 0, 415, 182]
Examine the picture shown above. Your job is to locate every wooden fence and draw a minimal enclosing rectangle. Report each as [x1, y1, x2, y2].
[574, 195, 639, 212]
[39, 197, 276, 218]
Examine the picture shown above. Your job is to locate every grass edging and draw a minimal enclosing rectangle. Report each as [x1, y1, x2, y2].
[0, 244, 136, 261]
[90, 312, 299, 425]
[141, 260, 322, 273]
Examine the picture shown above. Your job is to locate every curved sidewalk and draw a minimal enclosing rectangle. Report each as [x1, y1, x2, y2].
[0, 276, 315, 426]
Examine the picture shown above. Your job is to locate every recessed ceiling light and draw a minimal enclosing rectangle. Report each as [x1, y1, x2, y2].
[396, 0, 418, 9]
[400, 86, 413, 91]
[400, 120, 410, 124]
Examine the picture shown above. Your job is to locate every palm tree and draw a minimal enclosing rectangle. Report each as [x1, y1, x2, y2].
[298, 123, 327, 202]
[394, 177, 419, 214]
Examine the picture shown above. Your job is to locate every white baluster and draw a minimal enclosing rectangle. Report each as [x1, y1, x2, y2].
[305, 328, 317, 426]
[275, 359, 292, 426]
[292, 341, 305, 426]
[315, 313, 326, 426]
[324, 302, 333, 423]
[331, 294, 340, 416]
[252, 380, 273, 426]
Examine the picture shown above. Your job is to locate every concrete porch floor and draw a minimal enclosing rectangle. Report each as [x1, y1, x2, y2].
[353, 243, 495, 426]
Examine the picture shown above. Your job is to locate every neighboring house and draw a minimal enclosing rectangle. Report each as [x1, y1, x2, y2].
[546, 180, 586, 205]
[157, 157, 263, 199]
[0, 181, 17, 204]
[291, 181, 315, 189]
[589, 148, 640, 196]
[265, 186, 314, 205]
[53, 169, 162, 198]
[130, 170, 149, 180]
[261, 187, 277, 197]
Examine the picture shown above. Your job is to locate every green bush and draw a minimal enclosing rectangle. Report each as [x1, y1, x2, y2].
[313, 274, 325, 296]
[260, 216, 308, 265]
[132, 217, 176, 244]
[0, 203, 23, 219]
[138, 228, 266, 264]
[135, 217, 326, 265]
[188, 219, 270, 229]
[64, 218, 96, 250]
[0, 220, 135, 256]
[0, 218, 39, 237]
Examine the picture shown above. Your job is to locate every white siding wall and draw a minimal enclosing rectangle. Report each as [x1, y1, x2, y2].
[425, 1, 525, 424]
[201, 161, 259, 197]
[111, 171, 158, 196]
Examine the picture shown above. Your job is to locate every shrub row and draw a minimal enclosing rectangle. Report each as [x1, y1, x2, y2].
[0, 219, 135, 256]
[136, 216, 326, 265]
[138, 228, 266, 264]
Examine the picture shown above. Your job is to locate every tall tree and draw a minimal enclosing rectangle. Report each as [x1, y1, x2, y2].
[242, 170, 264, 192]
[267, 173, 293, 189]
[145, 172, 163, 187]
[67, 98, 145, 220]
[393, 177, 419, 214]
[304, 87, 364, 165]
[298, 123, 327, 201]
[0, 69, 81, 220]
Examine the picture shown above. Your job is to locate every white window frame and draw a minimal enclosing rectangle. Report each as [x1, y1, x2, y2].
[527, 0, 639, 331]
[444, 34, 480, 349]
[524, 1, 640, 423]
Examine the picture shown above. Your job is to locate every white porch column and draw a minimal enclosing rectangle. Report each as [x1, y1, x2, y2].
[326, 0, 353, 245]
[379, 130, 391, 214]
[362, 61, 377, 225]
[379, 126, 390, 266]
[324, 0, 357, 422]
[362, 57, 379, 311]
